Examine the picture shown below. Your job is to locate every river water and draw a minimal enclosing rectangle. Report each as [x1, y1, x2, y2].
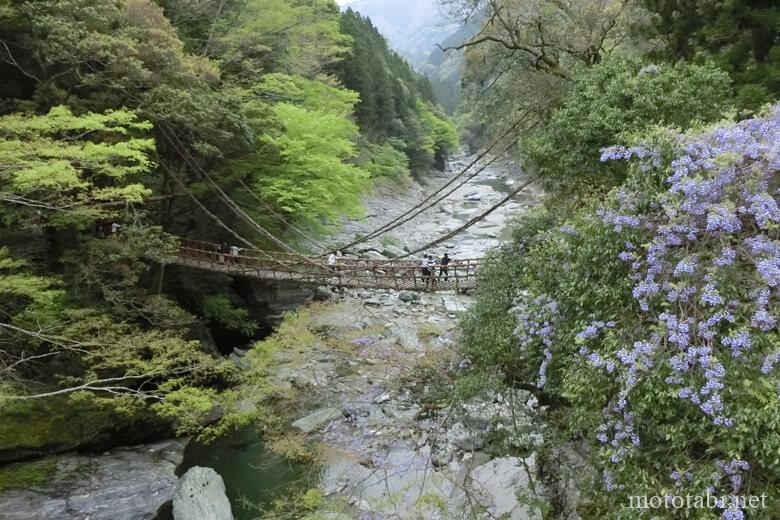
[172, 430, 307, 519]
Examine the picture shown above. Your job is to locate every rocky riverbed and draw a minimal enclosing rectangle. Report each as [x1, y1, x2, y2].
[273, 293, 554, 519]
[244, 153, 589, 519]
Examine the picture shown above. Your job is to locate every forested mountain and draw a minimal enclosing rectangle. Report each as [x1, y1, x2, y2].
[341, 0, 466, 113]
[418, 22, 478, 114]
[0, 0, 454, 456]
[336, 8, 457, 171]
[340, 0, 453, 69]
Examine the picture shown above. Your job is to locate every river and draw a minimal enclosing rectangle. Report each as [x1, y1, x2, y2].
[176, 152, 545, 519]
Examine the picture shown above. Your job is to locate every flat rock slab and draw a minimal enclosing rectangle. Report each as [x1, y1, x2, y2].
[470, 455, 544, 520]
[173, 466, 233, 520]
[292, 407, 343, 433]
[0, 439, 186, 520]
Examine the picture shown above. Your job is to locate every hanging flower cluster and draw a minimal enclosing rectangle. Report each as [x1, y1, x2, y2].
[510, 291, 559, 388]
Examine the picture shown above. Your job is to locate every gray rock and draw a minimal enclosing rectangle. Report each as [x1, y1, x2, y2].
[398, 291, 420, 303]
[0, 439, 186, 520]
[361, 250, 387, 261]
[441, 297, 467, 314]
[449, 422, 486, 451]
[381, 244, 406, 258]
[247, 281, 315, 326]
[470, 456, 544, 520]
[291, 407, 342, 433]
[355, 244, 379, 254]
[312, 286, 333, 301]
[172, 466, 233, 520]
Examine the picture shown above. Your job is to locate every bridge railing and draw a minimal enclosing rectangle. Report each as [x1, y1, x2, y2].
[175, 239, 481, 291]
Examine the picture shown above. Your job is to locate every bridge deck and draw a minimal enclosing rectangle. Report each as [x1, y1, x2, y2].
[174, 240, 480, 292]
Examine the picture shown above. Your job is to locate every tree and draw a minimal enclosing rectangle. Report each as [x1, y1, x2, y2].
[643, 0, 780, 112]
[0, 106, 155, 228]
[447, 0, 652, 138]
[520, 57, 732, 193]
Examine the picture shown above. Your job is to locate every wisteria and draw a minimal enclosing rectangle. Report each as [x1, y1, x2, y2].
[591, 107, 779, 511]
[510, 291, 559, 388]
[509, 106, 779, 518]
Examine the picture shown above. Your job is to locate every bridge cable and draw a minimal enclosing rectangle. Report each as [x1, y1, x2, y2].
[228, 172, 328, 252]
[161, 128, 329, 273]
[322, 110, 532, 255]
[365, 175, 538, 268]
[160, 126, 326, 271]
[168, 170, 332, 276]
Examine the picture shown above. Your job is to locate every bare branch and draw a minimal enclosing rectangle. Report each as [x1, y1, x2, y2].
[0, 39, 41, 84]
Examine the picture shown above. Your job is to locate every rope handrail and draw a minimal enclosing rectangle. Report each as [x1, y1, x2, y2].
[174, 239, 482, 292]
[178, 239, 482, 267]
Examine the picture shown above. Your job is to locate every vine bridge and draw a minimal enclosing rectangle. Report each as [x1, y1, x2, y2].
[175, 240, 482, 292]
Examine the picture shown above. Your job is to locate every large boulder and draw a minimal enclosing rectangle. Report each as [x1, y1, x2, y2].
[246, 280, 316, 325]
[381, 244, 407, 258]
[360, 250, 387, 261]
[0, 439, 186, 520]
[470, 455, 544, 520]
[172, 466, 233, 520]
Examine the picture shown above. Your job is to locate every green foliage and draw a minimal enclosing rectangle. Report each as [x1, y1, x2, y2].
[0, 458, 57, 491]
[217, 0, 349, 81]
[0, 106, 154, 227]
[520, 57, 732, 193]
[233, 74, 369, 229]
[301, 487, 324, 510]
[202, 295, 258, 335]
[464, 112, 780, 515]
[0, 396, 119, 454]
[643, 0, 780, 112]
[2, 0, 218, 112]
[411, 99, 459, 169]
[335, 8, 456, 171]
[356, 139, 411, 180]
[459, 203, 568, 372]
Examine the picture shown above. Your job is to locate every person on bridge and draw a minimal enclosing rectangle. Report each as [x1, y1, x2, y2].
[229, 245, 241, 264]
[328, 251, 342, 272]
[439, 253, 451, 281]
[420, 254, 431, 287]
[218, 242, 228, 263]
[426, 255, 438, 289]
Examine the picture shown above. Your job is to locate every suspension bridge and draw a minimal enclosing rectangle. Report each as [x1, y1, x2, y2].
[155, 122, 536, 292]
[175, 239, 482, 292]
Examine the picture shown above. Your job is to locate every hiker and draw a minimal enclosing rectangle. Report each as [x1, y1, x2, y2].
[439, 253, 451, 281]
[110, 222, 122, 235]
[327, 251, 344, 294]
[218, 242, 228, 263]
[420, 254, 431, 287]
[229, 244, 241, 264]
[426, 255, 438, 289]
[328, 251, 340, 272]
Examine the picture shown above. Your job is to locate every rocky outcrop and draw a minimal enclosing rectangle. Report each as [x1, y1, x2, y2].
[246, 280, 315, 325]
[0, 439, 186, 520]
[172, 466, 233, 520]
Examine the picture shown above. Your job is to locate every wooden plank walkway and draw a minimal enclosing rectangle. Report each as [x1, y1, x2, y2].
[174, 240, 481, 292]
